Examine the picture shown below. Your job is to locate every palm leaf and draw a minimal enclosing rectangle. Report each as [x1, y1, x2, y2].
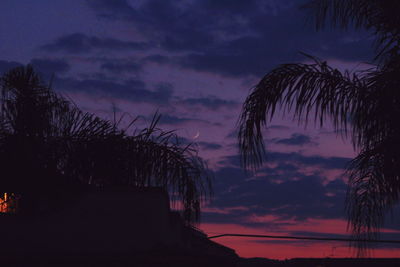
[238, 56, 367, 169]
[238, 0, 400, 253]
[0, 66, 212, 223]
[238, 53, 400, 249]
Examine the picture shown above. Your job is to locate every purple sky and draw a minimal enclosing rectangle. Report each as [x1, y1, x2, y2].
[2, 0, 400, 259]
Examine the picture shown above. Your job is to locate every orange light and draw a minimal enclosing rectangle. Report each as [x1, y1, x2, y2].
[0, 193, 19, 214]
[0, 193, 8, 213]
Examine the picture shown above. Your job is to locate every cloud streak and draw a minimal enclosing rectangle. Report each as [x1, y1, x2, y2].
[41, 33, 153, 54]
[54, 76, 172, 104]
[86, 0, 374, 78]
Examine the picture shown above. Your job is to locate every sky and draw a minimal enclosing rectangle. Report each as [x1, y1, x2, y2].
[1, 0, 400, 259]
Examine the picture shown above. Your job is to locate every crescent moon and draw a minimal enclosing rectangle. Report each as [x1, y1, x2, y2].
[193, 131, 200, 139]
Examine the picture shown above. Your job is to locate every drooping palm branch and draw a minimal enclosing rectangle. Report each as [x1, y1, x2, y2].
[305, 0, 400, 245]
[239, 0, 400, 249]
[239, 56, 369, 168]
[66, 115, 212, 223]
[239, 55, 400, 247]
[0, 65, 212, 223]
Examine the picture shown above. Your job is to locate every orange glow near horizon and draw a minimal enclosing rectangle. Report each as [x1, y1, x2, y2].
[200, 222, 400, 259]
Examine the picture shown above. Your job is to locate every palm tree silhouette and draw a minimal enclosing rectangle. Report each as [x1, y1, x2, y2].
[238, 0, 400, 248]
[0, 65, 211, 224]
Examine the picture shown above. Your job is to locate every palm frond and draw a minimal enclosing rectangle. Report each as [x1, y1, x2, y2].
[346, 140, 400, 251]
[62, 117, 212, 223]
[0, 66, 212, 223]
[345, 60, 400, 248]
[238, 56, 367, 169]
[238, 0, 400, 253]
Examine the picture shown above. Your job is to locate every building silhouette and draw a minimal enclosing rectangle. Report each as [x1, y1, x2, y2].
[0, 187, 238, 266]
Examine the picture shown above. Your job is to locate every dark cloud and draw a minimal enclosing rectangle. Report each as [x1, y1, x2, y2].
[0, 60, 23, 75]
[176, 29, 373, 78]
[225, 129, 239, 139]
[203, 164, 348, 226]
[41, 33, 152, 54]
[201, 0, 260, 14]
[273, 133, 314, 146]
[143, 54, 170, 64]
[54, 77, 172, 104]
[88, 0, 218, 52]
[198, 142, 222, 150]
[158, 114, 198, 125]
[30, 58, 70, 74]
[86, 0, 136, 20]
[183, 96, 238, 110]
[315, 37, 375, 62]
[100, 61, 142, 74]
[268, 152, 350, 170]
[87, 0, 374, 77]
[202, 150, 353, 226]
[175, 34, 296, 77]
[220, 152, 351, 170]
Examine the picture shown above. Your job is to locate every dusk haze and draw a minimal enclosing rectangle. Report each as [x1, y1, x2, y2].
[1, 0, 400, 265]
